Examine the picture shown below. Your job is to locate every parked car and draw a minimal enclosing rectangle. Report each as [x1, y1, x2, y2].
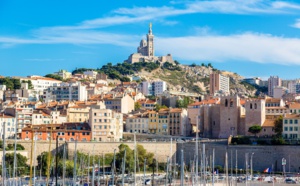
[285, 178, 296, 184]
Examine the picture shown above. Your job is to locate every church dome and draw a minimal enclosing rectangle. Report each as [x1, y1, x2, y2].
[140, 39, 147, 47]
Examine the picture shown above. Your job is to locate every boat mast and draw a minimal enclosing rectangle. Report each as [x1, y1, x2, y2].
[121, 149, 126, 186]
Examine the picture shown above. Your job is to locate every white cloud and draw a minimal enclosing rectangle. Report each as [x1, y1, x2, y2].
[24, 58, 65, 62]
[0, 31, 139, 47]
[156, 33, 300, 65]
[291, 19, 300, 28]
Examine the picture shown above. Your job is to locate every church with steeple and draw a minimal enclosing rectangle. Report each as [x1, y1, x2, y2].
[125, 23, 173, 64]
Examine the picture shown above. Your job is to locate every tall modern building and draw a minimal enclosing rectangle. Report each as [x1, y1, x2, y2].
[268, 76, 282, 97]
[209, 72, 229, 95]
[288, 79, 300, 93]
[138, 80, 167, 96]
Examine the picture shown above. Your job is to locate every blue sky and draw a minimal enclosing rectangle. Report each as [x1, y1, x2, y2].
[1, 0, 300, 79]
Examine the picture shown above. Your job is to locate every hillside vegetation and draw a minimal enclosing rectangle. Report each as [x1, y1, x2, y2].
[72, 61, 265, 96]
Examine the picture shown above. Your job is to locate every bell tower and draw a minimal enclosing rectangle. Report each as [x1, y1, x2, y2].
[147, 22, 154, 57]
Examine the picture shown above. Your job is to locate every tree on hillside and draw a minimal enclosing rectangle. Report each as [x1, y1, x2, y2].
[134, 102, 142, 111]
[176, 97, 193, 108]
[45, 74, 63, 81]
[174, 60, 180, 65]
[274, 115, 283, 136]
[154, 104, 168, 112]
[248, 125, 262, 137]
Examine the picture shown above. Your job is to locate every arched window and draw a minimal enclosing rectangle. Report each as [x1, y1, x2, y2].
[230, 99, 234, 107]
[225, 99, 228, 107]
[254, 103, 257, 109]
[250, 103, 253, 109]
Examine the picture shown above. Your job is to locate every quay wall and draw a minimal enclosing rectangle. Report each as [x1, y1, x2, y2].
[177, 141, 300, 173]
[5, 139, 300, 172]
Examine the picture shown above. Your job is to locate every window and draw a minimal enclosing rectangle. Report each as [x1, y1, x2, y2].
[254, 103, 257, 109]
[284, 120, 288, 124]
[104, 125, 107, 129]
[72, 132, 75, 136]
[290, 127, 293, 131]
[94, 113, 96, 116]
[295, 127, 298, 131]
[295, 120, 298, 124]
[225, 99, 228, 107]
[289, 119, 293, 124]
[250, 103, 252, 109]
[284, 127, 288, 131]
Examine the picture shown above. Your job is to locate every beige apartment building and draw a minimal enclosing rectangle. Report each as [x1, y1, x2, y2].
[89, 107, 123, 142]
[169, 108, 188, 136]
[126, 113, 149, 133]
[67, 106, 90, 122]
[104, 94, 134, 114]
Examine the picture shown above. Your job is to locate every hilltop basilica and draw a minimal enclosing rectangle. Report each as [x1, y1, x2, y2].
[125, 23, 173, 64]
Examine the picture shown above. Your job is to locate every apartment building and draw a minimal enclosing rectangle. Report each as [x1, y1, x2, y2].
[268, 76, 282, 97]
[5, 107, 33, 135]
[21, 123, 91, 141]
[209, 72, 229, 95]
[89, 107, 123, 142]
[169, 108, 188, 136]
[19, 75, 62, 94]
[32, 110, 51, 124]
[126, 113, 149, 133]
[67, 106, 90, 123]
[282, 114, 300, 139]
[0, 113, 17, 139]
[43, 82, 87, 102]
[84, 70, 98, 80]
[138, 80, 167, 96]
[104, 94, 134, 114]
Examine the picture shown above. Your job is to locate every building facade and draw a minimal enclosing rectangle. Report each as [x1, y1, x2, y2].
[43, 82, 88, 102]
[89, 108, 123, 142]
[209, 72, 229, 95]
[268, 76, 282, 97]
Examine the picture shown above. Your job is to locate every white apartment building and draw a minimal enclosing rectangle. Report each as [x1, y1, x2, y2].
[0, 113, 17, 139]
[0, 85, 6, 101]
[282, 114, 300, 139]
[138, 80, 167, 96]
[268, 76, 282, 97]
[4, 107, 33, 134]
[243, 77, 262, 86]
[84, 70, 98, 80]
[209, 72, 229, 95]
[288, 80, 300, 94]
[19, 76, 62, 95]
[32, 110, 51, 124]
[89, 108, 123, 142]
[43, 82, 88, 102]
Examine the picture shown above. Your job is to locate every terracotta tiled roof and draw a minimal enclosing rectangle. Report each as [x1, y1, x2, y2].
[169, 108, 182, 113]
[262, 119, 276, 127]
[189, 98, 220, 106]
[288, 102, 300, 109]
[284, 114, 300, 119]
[265, 98, 281, 103]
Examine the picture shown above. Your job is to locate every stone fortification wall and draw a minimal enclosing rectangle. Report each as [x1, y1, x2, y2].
[67, 142, 177, 162]
[177, 141, 300, 173]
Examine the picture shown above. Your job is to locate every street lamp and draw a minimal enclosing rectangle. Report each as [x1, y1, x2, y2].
[250, 153, 255, 180]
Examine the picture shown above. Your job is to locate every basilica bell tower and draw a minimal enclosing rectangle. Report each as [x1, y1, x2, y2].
[147, 23, 154, 57]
